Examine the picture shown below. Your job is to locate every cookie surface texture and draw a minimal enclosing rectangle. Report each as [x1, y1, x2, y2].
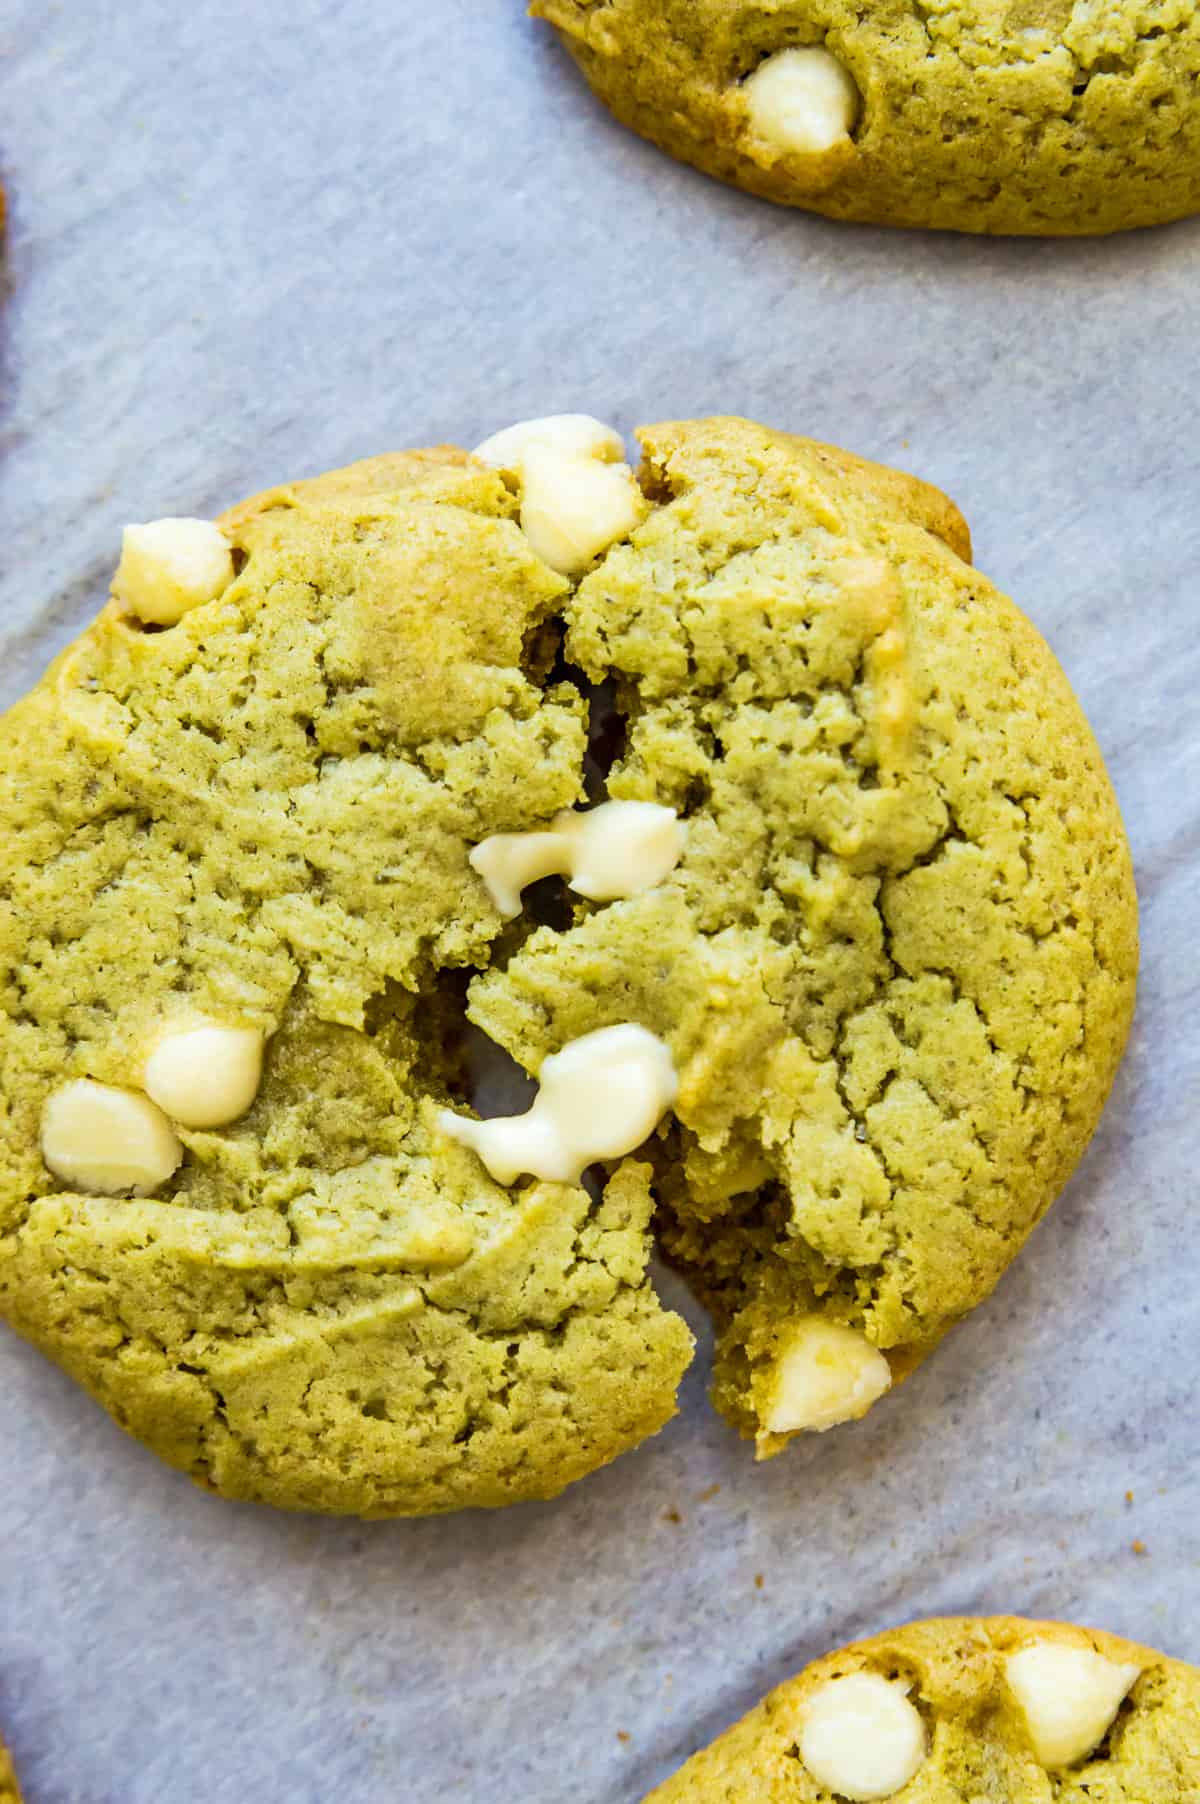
[643, 1616, 1200, 1801]
[0, 419, 1136, 1514]
[533, 0, 1200, 235]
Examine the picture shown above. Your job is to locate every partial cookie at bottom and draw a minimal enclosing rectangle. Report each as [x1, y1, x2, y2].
[0, 1735, 22, 1804]
[645, 1617, 1200, 1802]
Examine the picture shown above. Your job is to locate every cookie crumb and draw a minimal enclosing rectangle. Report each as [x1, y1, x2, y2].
[697, 1483, 721, 1502]
[1132, 1539, 1148, 1555]
[755, 1573, 765, 1589]
[663, 1506, 683, 1525]
[617, 1731, 631, 1745]
[1125, 1489, 1135, 1503]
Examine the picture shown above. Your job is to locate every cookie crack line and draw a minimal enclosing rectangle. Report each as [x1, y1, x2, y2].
[0, 415, 1137, 1514]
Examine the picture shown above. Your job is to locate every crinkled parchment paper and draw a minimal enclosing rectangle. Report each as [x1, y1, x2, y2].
[1, 5, 1198, 1800]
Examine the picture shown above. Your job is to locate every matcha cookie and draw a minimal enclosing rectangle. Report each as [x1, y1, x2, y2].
[645, 1616, 1200, 1801]
[533, 0, 1200, 235]
[0, 1735, 22, 1804]
[0, 416, 1135, 1515]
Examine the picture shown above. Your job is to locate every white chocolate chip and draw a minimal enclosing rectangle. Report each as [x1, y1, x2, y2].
[474, 414, 626, 468]
[519, 447, 646, 576]
[764, 1316, 891, 1434]
[111, 517, 234, 626]
[143, 1021, 264, 1129]
[41, 1080, 183, 1195]
[470, 801, 686, 919]
[471, 829, 568, 918]
[473, 414, 647, 575]
[439, 1023, 677, 1186]
[1006, 1642, 1140, 1769]
[567, 801, 686, 900]
[799, 1672, 927, 1801]
[744, 47, 859, 156]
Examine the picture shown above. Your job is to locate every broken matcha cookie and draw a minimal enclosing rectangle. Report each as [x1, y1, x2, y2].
[533, 0, 1200, 236]
[643, 1616, 1200, 1802]
[0, 416, 1135, 1514]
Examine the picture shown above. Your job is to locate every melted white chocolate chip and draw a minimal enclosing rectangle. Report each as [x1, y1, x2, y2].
[1006, 1642, 1140, 1768]
[470, 800, 685, 919]
[41, 1080, 183, 1195]
[143, 1021, 265, 1129]
[799, 1672, 927, 1801]
[744, 47, 859, 156]
[112, 517, 235, 626]
[473, 414, 647, 575]
[764, 1316, 892, 1435]
[439, 1024, 677, 1186]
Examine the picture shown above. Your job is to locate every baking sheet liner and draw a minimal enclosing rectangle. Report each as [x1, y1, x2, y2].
[1, 4, 1198, 1800]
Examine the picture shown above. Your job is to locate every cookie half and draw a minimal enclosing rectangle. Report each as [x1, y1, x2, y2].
[644, 1616, 1200, 1801]
[533, 0, 1200, 235]
[0, 417, 1135, 1514]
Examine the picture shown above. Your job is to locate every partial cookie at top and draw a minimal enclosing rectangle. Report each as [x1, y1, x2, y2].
[533, 0, 1200, 235]
[0, 417, 1135, 1515]
[644, 1617, 1200, 1802]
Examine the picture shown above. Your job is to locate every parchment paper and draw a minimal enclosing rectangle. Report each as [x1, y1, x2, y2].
[1, 5, 1198, 1801]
